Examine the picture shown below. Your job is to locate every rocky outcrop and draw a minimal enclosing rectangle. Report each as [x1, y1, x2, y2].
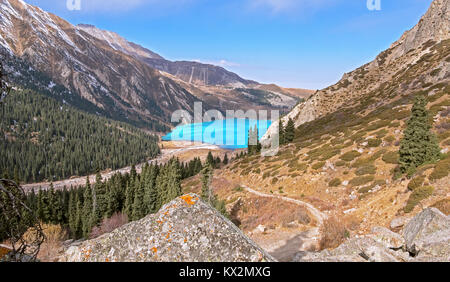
[60, 194, 275, 262]
[262, 0, 450, 144]
[294, 208, 450, 262]
[403, 208, 450, 260]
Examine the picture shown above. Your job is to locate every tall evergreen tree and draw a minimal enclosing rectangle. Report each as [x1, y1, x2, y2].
[223, 153, 229, 165]
[285, 118, 295, 143]
[206, 152, 214, 167]
[132, 179, 145, 220]
[143, 164, 159, 214]
[82, 177, 93, 238]
[399, 95, 441, 175]
[279, 120, 285, 145]
[68, 190, 77, 238]
[201, 163, 214, 205]
[123, 181, 135, 219]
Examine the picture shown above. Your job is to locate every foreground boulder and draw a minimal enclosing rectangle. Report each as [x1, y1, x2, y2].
[294, 208, 450, 262]
[403, 208, 450, 260]
[60, 194, 274, 262]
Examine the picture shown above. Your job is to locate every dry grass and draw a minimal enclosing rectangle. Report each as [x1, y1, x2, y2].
[237, 196, 311, 231]
[431, 198, 450, 215]
[319, 216, 349, 250]
[23, 223, 68, 262]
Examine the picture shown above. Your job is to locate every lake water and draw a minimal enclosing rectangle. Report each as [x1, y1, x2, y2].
[162, 119, 272, 149]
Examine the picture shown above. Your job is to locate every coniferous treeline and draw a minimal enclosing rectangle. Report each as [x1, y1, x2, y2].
[0, 89, 160, 183]
[21, 157, 206, 240]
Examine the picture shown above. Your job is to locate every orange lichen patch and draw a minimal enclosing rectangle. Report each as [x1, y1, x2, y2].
[105, 258, 110, 262]
[151, 247, 158, 254]
[184, 238, 188, 243]
[0, 246, 11, 259]
[180, 195, 197, 206]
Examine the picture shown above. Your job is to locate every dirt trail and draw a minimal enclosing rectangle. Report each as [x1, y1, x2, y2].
[242, 185, 327, 261]
[23, 143, 221, 192]
[242, 185, 327, 225]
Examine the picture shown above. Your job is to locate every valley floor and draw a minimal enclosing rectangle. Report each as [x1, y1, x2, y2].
[22, 141, 228, 192]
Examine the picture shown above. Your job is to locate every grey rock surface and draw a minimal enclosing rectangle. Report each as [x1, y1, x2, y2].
[402, 208, 450, 258]
[60, 194, 275, 262]
[295, 208, 450, 262]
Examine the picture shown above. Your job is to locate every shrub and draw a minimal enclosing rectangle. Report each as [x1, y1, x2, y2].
[90, 213, 129, 239]
[356, 165, 377, 176]
[384, 135, 396, 143]
[404, 186, 434, 213]
[351, 157, 373, 168]
[320, 149, 341, 161]
[329, 178, 342, 187]
[382, 151, 399, 164]
[335, 160, 347, 167]
[340, 151, 361, 162]
[233, 186, 244, 192]
[319, 216, 349, 250]
[349, 176, 375, 187]
[312, 161, 325, 170]
[368, 138, 382, 147]
[375, 129, 388, 138]
[407, 175, 426, 191]
[429, 158, 450, 181]
[271, 177, 279, 184]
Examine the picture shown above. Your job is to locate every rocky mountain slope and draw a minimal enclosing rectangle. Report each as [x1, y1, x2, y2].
[263, 0, 449, 142]
[77, 24, 255, 88]
[75, 23, 310, 114]
[0, 0, 308, 132]
[0, 0, 201, 129]
[61, 194, 274, 262]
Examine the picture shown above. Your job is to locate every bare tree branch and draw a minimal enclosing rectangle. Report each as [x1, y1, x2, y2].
[0, 179, 45, 262]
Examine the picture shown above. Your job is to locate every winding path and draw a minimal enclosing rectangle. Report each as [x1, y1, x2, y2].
[242, 185, 327, 225]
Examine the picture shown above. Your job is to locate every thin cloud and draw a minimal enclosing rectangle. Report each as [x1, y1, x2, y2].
[248, 0, 338, 13]
[62, 0, 193, 13]
[193, 59, 241, 68]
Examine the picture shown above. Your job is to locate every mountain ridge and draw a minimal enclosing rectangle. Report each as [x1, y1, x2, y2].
[262, 0, 449, 143]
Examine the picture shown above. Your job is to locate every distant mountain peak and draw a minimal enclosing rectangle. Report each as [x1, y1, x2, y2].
[76, 23, 164, 60]
[391, 0, 449, 58]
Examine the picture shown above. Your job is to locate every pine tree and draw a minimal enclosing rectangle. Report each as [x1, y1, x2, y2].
[248, 125, 261, 155]
[132, 179, 145, 220]
[143, 164, 159, 214]
[123, 181, 135, 219]
[399, 95, 441, 175]
[223, 153, 229, 165]
[201, 163, 214, 205]
[279, 120, 285, 145]
[82, 177, 93, 238]
[206, 152, 214, 167]
[285, 118, 295, 143]
[74, 191, 83, 239]
[68, 191, 77, 238]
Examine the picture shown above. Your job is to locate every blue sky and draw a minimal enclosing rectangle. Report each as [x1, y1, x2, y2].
[25, 0, 433, 89]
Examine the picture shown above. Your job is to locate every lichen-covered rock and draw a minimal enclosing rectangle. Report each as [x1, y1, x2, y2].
[60, 194, 275, 262]
[294, 237, 408, 262]
[402, 208, 450, 258]
[369, 227, 405, 249]
[390, 216, 412, 231]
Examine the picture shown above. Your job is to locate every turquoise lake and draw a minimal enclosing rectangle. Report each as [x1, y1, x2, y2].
[162, 119, 272, 149]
